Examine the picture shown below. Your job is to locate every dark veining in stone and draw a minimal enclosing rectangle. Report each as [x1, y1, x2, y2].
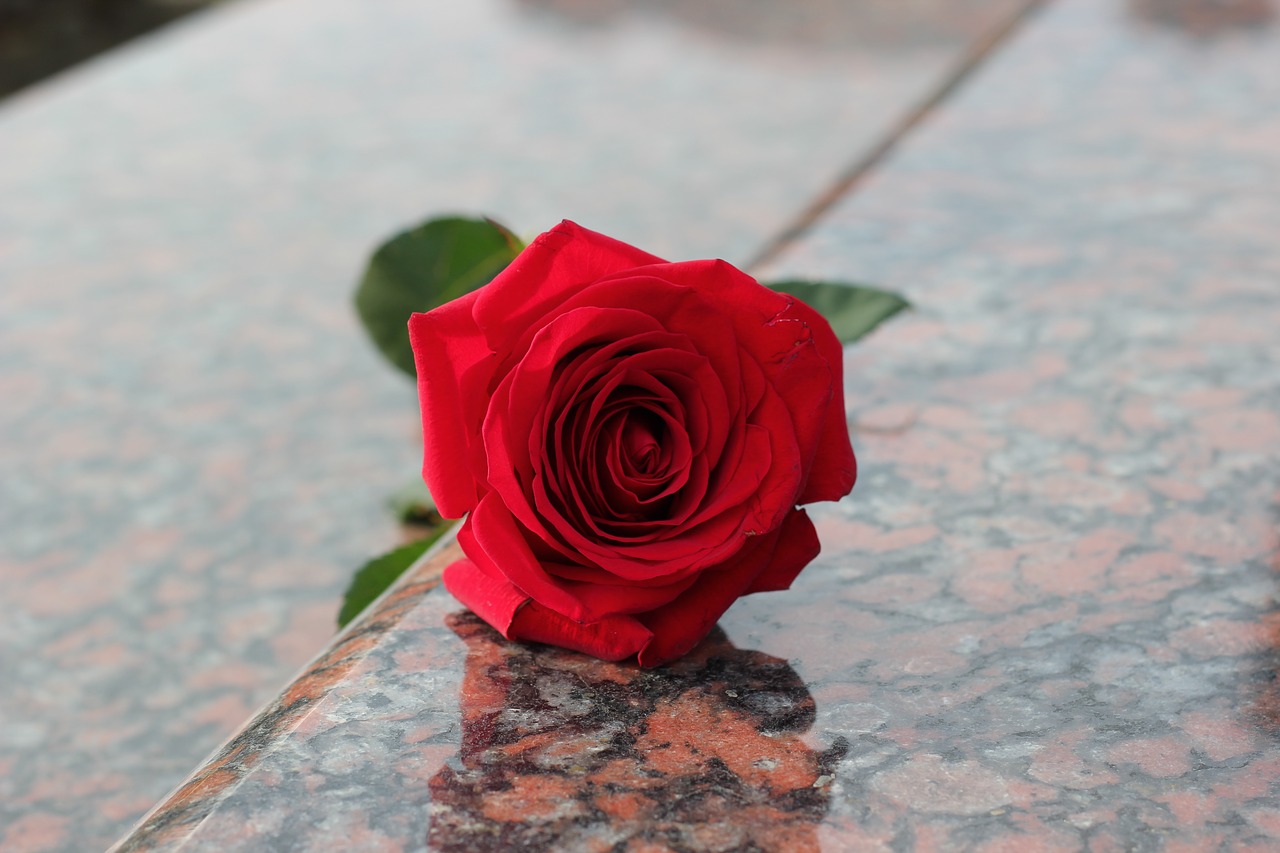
[427, 613, 846, 852]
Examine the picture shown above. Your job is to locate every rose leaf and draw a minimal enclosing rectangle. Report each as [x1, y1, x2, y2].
[354, 216, 524, 377]
[337, 523, 452, 629]
[765, 280, 911, 344]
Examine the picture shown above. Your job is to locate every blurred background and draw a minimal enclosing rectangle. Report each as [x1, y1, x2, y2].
[0, 0, 220, 97]
[3, 0, 1272, 106]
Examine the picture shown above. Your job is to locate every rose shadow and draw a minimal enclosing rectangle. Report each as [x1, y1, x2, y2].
[426, 611, 847, 851]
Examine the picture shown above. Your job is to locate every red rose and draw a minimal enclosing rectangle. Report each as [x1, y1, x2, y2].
[409, 221, 855, 666]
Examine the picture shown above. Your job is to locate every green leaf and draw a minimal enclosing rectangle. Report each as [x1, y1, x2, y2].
[765, 280, 910, 345]
[337, 524, 452, 629]
[354, 216, 524, 377]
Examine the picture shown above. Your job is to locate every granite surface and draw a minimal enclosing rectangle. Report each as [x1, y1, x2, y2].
[111, 0, 1280, 849]
[0, 0, 1037, 850]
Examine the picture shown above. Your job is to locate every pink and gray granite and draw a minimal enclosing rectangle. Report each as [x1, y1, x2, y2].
[0, 0, 1035, 849]
[112, 539, 857, 852]
[111, 0, 1280, 849]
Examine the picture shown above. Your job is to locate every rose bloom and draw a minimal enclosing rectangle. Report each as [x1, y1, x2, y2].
[410, 221, 855, 666]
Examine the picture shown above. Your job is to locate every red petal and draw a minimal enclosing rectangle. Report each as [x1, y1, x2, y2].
[482, 307, 680, 547]
[473, 221, 665, 348]
[441, 557, 528, 636]
[462, 494, 591, 621]
[509, 602, 652, 662]
[635, 508, 817, 666]
[553, 275, 745, 430]
[444, 558, 655, 660]
[447, 511, 818, 665]
[408, 293, 493, 518]
[782, 295, 857, 504]
[650, 260, 856, 505]
[742, 509, 820, 593]
[738, 380, 803, 535]
[461, 495, 701, 621]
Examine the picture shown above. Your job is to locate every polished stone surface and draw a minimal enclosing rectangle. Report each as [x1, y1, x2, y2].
[0, 0, 1035, 850]
[114, 538, 861, 852]
[112, 0, 1280, 849]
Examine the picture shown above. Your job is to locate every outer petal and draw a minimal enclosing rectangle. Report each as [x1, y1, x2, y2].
[743, 509, 820, 593]
[509, 602, 653, 662]
[635, 508, 819, 666]
[409, 290, 493, 518]
[473, 221, 665, 349]
[441, 557, 528, 638]
[444, 558, 654, 661]
[778, 295, 857, 504]
[462, 494, 591, 621]
[738, 368, 803, 536]
[651, 259, 856, 505]
[462, 494, 702, 621]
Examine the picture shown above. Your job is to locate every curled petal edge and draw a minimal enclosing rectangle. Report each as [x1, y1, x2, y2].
[441, 508, 820, 667]
[442, 558, 653, 662]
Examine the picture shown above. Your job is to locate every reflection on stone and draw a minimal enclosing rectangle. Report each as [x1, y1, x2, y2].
[1130, 0, 1273, 34]
[427, 612, 847, 851]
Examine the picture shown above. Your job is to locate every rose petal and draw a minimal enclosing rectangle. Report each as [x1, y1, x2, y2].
[568, 415, 772, 569]
[635, 508, 820, 666]
[742, 509, 820, 593]
[572, 358, 701, 521]
[461, 494, 703, 621]
[473, 221, 665, 349]
[775, 295, 857, 503]
[642, 259, 855, 504]
[533, 275, 741, 461]
[509, 601, 652, 662]
[462, 494, 590, 620]
[441, 557, 528, 636]
[526, 347, 760, 569]
[444, 558, 656, 661]
[601, 405, 691, 514]
[540, 372, 704, 551]
[738, 380, 804, 535]
[408, 291, 492, 518]
[484, 308, 692, 545]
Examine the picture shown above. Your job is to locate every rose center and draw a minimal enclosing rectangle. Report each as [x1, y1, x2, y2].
[621, 411, 665, 476]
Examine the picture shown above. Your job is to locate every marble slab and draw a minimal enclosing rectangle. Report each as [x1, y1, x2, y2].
[0, 0, 1035, 850]
[111, 0, 1280, 849]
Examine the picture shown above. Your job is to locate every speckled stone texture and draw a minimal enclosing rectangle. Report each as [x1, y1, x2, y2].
[110, 0, 1280, 849]
[0, 0, 1036, 850]
[112, 539, 858, 852]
